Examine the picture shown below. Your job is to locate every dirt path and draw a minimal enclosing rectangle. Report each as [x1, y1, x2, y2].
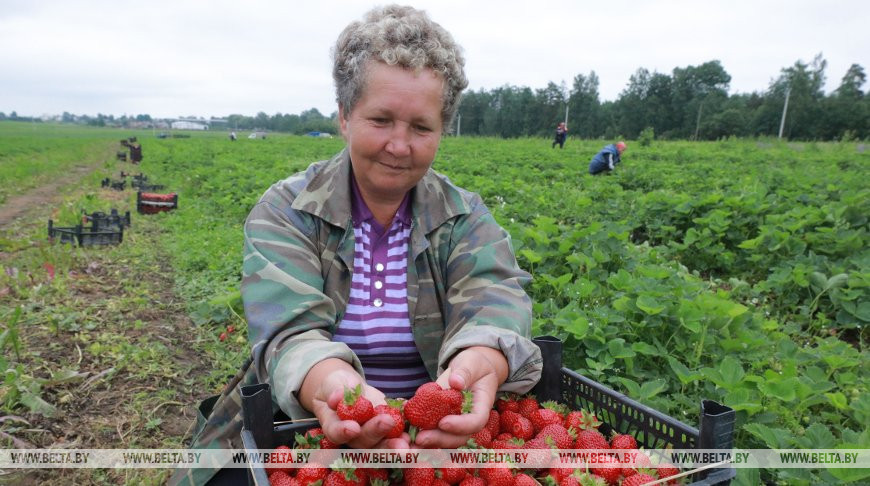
[0, 165, 102, 227]
[0, 162, 213, 485]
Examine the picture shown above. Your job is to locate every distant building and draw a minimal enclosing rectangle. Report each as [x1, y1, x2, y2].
[171, 120, 208, 130]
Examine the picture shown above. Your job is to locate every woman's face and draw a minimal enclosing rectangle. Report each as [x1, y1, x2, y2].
[340, 62, 444, 203]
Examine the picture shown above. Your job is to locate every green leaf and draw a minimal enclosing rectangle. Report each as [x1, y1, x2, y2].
[667, 356, 702, 385]
[801, 423, 837, 448]
[519, 249, 542, 264]
[758, 377, 798, 402]
[636, 294, 665, 315]
[19, 392, 57, 417]
[607, 339, 636, 359]
[722, 388, 763, 414]
[638, 379, 667, 400]
[630, 341, 659, 356]
[742, 423, 791, 448]
[718, 356, 746, 388]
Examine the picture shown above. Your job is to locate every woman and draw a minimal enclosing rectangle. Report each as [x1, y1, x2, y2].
[171, 6, 540, 484]
[588, 141, 627, 174]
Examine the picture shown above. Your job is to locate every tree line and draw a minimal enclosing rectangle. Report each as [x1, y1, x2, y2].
[3, 54, 865, 140]
[457, 55, 868, 141]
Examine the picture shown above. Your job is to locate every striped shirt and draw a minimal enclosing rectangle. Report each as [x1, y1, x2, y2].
[332, 176, 430, 398]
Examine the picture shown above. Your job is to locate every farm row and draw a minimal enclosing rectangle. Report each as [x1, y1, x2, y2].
[0, 124, 867, 484]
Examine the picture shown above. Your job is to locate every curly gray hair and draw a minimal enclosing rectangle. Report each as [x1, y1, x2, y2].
[332, 5, 468, 131]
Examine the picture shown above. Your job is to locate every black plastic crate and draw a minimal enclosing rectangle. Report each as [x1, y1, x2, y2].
[237, 336, 735, 486]
[82, 209, 131, 231]
[48, 220, 123, 246]
[137, 191, 178, 214]
[101, 178, 126, 191]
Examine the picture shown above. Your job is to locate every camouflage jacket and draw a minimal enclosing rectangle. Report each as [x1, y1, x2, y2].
[169, 149, 541, 485]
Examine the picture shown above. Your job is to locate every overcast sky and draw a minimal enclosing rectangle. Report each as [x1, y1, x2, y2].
[1, 0, 867, 119]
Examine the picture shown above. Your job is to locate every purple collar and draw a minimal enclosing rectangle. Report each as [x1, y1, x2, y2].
[350, 172, 412, 228]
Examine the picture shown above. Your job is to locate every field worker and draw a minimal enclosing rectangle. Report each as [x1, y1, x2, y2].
[170, 5, 541, 484]
[552, 121, 568, 148]
[588, 141, 627, 175]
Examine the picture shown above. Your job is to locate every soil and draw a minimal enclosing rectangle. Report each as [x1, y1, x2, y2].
[0, 162, 212, 485]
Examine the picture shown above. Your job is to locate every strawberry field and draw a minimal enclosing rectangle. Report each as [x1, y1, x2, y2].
[0, 122, 868, 484]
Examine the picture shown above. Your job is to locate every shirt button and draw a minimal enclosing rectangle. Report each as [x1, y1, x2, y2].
[374, 280, 383, 290]
[375, 263, 385, 272]
[373, 298, 383, 307]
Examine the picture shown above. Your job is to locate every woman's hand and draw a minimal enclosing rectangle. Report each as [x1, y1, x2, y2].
[299, 358, 411, 449]
[412, 346, 508, 448]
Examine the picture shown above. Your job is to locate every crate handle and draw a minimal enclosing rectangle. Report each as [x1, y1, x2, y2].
[241, 383, 273, 453]
[532, 336, 562, 403]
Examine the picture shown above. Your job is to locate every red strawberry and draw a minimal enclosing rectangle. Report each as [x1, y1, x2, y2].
[620, 450, 653, 478]
[324, 468, 365, 486]
[268, 470, 294, 486]
[437, 465, 467, 485]
[588, 452, 622, 485]
[559, 474, 581, 486]
[495, 393, 519, 413]
[432, 480, 451, 486]
[336, 384, 375, 425]
[269, 445, 293, 475]
[517, 395, 539, 419]
[499, 410, 522, 435]
[296, 463, 329, 484]
[485, 409, 501, 438]
[575, 428, 609, 450]
[404, 463, 435, 486]
[366, 467, 390, 485]
[296, 427, 338, 449]
[491, 437, 523, 450]
[469, 428, 492, 448]
[656, 463, 681, 484]
[610, 433, 638, 450]
[405, 382, 471, 433]
[479, 464, 514, 486]
[510, 415, 535, 440]
[374, 402, 405, 439]
[458, 477, 486, 486]
[536, 423, 575, 450]
[227, 325, 235, 333]
[515, 473, 538, 486]
[530, 407, 564, 434]
[622, 473, 657, 486]
[219, 332, 227, 341]
[565, 409, 601, 432]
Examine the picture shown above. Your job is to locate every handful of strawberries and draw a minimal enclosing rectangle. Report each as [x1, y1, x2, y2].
[267, 385, 684, 486]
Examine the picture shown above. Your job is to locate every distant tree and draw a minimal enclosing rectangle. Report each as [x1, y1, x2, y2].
[671, 60, 731, 139]
[754, 53, 827, 139]
[568, 71, 601, 138]
[820, 63, 869, 139]
[0, 112, 6, 120]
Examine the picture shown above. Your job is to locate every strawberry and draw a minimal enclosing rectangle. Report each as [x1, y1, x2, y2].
[479, 464, 514, 486]
[620, 450, 652, 478]
[404, 382, 471, 434]
[530, 407, 564, 433]
[499, 410, 522, 435]
[458, 477, 486, 486]
[485, 409, 501, 438]
[491, 437, 523, 450]
[324, 468, 365, 486]
[621, 473, 657, 486]
[268, 470, 294, 486]
[559, 474, 581, 486]
[219, 332, 227, 342]
[656, 463, 682, 485]
[536, 423, 575, 450]
[366, 467, 390, 485]
[510, 415, 535, 440]
[269, 444, 293, 475]
[432, 480, 451, 486]
[610, 433, 637, 450]
[296, 427, 338, 449]
[336, 384, 375, 425]
[404, 463, 436, 486]
[374, 401, 405, 439]
[296, 463, 329, 485]
[515, 473, 538, 486]
[565, 410, 601, 432]
[495, 393, 519, 413]
[437, 465, 467, 485]
[588, 452, 621, 485]
[574, 428, 609, 450]
[517, 395, 539, 419]
[469, 428, 492, 448]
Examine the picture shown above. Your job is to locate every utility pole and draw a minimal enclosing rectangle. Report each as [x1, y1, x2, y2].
[456, 114, 461, 137]
[778, 87, 791, 139]
[693, 101, 703, 141]
[564, 104, 569, 126]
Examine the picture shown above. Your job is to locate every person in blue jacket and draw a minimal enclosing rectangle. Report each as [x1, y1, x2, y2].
[588, 141, 626, 175]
